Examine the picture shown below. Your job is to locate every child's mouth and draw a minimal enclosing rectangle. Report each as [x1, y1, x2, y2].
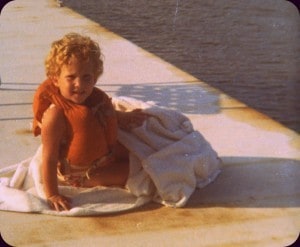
[73, 91, 85, 95]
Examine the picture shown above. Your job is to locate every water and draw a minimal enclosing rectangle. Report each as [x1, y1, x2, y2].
[64, 0, 300, 133]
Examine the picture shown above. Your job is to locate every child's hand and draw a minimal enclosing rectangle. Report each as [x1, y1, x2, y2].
[47, 194, 71, 211]
[117, 109, 149, 131]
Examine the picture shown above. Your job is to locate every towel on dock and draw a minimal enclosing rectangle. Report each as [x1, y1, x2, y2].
[0, 97, 221, 216]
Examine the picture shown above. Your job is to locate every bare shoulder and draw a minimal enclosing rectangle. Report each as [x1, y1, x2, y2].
[41, 105, 66, 138]
[42, 105, 65, 125]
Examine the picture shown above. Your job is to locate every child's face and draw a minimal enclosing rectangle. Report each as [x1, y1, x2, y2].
[53, 57, 97, 104]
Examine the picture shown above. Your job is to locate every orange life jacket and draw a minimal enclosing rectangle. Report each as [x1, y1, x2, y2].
[32, 79, 118, 166]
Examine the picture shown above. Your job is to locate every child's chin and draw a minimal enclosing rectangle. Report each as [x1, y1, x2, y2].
[70, 98, 85, 104]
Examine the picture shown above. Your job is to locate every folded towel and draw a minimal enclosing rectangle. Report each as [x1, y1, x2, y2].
[0, 97, 221, 216]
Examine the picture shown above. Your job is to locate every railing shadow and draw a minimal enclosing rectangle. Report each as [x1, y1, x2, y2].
[0, 82, 37, 92]
[0, 82, 37, 121]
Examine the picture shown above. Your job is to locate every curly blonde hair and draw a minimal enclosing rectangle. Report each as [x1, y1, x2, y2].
[45, 33, 104, 80]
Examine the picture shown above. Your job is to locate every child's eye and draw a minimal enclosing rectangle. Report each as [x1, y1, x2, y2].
[83, 75, 93, 82]
[66, 75, 75, 81]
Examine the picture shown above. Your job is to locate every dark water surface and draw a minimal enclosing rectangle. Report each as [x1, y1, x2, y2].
[64, 0, 300, 132]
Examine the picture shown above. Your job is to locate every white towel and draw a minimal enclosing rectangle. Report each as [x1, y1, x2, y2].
[0, 97, 221, 216]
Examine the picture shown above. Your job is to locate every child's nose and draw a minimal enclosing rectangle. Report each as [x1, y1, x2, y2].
[74, 77, 84, 88]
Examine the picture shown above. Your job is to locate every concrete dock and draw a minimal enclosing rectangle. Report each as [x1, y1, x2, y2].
[0, 0, 299, 246]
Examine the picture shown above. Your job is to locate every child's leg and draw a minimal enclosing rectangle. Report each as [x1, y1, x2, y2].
[84, 142, 130, 187]
[84, 160, 129, 187]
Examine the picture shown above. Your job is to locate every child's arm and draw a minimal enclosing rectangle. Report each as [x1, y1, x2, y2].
[41, 106, 70, 211]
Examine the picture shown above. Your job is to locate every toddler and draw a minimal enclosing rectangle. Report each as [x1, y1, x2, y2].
[33, 33, 146, 211]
